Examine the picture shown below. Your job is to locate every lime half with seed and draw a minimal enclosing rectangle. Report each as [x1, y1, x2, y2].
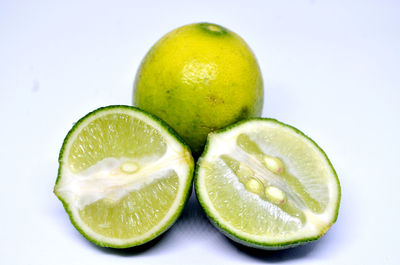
[195, 118, 340, 249]
[54, 106, 194, 248]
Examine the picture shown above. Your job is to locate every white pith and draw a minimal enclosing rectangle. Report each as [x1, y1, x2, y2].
[55, 108, 191, 246]
[197, 120, 340, 244]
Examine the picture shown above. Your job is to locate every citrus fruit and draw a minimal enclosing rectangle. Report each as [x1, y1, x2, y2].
[195, 118, 340, 249]
[54, 106, 194, 248]
[133, 22, 264, 156]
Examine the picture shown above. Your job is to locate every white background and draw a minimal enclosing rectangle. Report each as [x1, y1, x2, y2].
[1, 0, 399, 264]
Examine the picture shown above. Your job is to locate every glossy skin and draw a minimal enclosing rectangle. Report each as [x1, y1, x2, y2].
[134, 23, 264, 156]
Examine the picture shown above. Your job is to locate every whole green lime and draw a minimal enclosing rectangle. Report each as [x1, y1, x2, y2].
[133, 22, 264, 156]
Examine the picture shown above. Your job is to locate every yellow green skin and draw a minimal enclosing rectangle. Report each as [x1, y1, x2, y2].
[195, 118, 341, 250]
[54, 105, 194, 248]
[133, 22, 264, 156]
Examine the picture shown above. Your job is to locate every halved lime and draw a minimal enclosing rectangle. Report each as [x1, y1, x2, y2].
[54, 106, 194, 248]
[195, 118, 340, 249]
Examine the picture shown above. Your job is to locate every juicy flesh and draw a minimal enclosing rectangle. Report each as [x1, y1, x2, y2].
[203, 130, 331, 237]
[63, 113, 181, 239]
[79, 172, 178, 239]
[68, 113, 167, 173]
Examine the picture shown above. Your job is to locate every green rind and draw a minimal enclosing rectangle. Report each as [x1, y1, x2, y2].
[195, 117, 341, 250]
[54, 105, 194, 248]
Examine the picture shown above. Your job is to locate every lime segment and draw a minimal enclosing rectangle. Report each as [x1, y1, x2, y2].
[79, 172, 179, 239]
[68, 113, 167, 173]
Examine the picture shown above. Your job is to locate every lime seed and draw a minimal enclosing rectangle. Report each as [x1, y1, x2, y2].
[120, 161, 139, 174]
[265, 185, 286, 205]
[263, 155, 284, 174]
[245, 178, 264, 195]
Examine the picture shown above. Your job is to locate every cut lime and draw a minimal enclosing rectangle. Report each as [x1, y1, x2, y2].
[195, 118, 340, 249]
[54, 106, 194, 248]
